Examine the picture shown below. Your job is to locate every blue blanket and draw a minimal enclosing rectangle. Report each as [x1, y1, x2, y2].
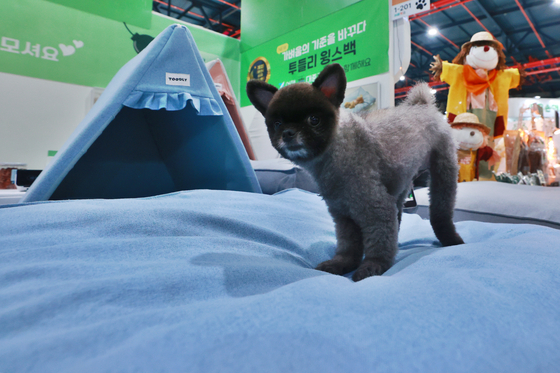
[1, 189, 559, 372]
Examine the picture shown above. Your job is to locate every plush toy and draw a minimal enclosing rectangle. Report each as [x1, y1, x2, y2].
[451, 112, 500, 182]
[430, 31, 523, 139]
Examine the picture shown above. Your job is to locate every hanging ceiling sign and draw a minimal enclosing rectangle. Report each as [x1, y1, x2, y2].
[391, 0, 431, 20]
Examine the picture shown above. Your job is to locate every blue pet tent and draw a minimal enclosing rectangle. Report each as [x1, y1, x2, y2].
[23, 24, 261, 202]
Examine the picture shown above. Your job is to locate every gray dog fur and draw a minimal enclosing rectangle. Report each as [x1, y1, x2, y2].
[246, 63, 464, 281]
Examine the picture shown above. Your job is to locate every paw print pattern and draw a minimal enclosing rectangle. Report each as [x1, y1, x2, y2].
[416, 0, 427, 10]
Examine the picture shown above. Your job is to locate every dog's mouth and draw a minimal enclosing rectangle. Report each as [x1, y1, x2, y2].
[275, 136, 312, 160]
[277, 137, 302, 150]
[279, 144, 310, 160]
[285, 144, 304, 151]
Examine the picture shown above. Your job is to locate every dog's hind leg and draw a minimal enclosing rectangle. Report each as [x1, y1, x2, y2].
[428, 142, 464, 247]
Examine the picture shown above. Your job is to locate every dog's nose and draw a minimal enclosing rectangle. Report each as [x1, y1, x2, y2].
[282, 129, 296, 140]
[484, 45, 490, 52]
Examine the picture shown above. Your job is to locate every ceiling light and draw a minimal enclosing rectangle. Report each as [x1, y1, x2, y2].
[555, 0, 560, 5]
[428, 28, 438, 36]
[535, 96, 541, 99]
[400, 75, 405, 81]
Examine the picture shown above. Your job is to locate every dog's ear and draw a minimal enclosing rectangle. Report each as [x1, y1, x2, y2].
[312, 63, 347, 108]
[246, 80, 278, 116]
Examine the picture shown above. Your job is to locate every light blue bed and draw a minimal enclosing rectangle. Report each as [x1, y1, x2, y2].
[415, 181, 560, 229]
[2, 189, 560, 372]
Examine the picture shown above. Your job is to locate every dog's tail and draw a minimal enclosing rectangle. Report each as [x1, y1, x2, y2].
[403, 82, 435, 106]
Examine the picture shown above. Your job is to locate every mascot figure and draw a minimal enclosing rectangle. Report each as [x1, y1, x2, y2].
[430, 31, 523, 179]
[450, 113, 500, 182]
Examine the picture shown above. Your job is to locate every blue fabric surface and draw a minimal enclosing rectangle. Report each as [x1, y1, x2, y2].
[22, 24, 260, 202]
[123, 91, 222, 114]
[2, 189, 560, 372]
[121, 25, 221, 115]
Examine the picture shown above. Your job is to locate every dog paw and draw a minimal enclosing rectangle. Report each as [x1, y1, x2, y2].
[316, 259, 347, 275]
[316, 256, 360, 276]
[440, 233, 465, 247]
[352, 259, 391, 282]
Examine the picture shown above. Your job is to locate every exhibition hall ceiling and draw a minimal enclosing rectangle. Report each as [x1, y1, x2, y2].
[401, 0, 560, 100]
[152, 0, 241, 38]
[152, 0, 560, 99]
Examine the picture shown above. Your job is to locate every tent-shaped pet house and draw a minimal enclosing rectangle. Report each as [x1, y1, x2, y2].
[22, 24, 261, 202]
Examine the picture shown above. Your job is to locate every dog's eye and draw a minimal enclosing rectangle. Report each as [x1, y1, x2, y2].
[308, 115, 321, 127]
[274, 121, 282, 131]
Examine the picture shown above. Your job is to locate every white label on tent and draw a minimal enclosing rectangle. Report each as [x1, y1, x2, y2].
[166, 73, 190, 86]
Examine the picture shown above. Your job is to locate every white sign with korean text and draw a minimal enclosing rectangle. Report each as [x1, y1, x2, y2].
[391, 0, 431, 20]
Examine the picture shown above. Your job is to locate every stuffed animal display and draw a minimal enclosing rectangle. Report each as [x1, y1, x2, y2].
[451, 113, 500, 182]
[430, 31, 522, 139]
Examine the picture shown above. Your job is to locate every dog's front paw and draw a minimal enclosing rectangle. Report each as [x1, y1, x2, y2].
[352, 259, 392, 281]
[316, 256, 360, 276]
[316, 259, 347, 275]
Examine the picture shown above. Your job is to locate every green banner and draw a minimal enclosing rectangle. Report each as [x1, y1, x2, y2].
[0, 0, 240, 93]
[240, 0, 388, 107]
[45, 0, 153, 29]
[241, 0, 363, 52]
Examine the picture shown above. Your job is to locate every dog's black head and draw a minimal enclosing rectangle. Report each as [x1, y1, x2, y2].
[246, 64, 347, 162]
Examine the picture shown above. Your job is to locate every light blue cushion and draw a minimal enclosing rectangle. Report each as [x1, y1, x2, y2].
[2, 189, 560, 372]
[123, 91, 222, 113]
[415, 181, 560, 229]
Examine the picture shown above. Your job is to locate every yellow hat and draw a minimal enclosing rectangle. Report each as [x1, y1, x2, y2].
[450, 112, 491, 136]
[462, 31, 503, 50]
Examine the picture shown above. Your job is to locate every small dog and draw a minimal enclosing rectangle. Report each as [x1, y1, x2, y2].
[247, 64, 464, 281]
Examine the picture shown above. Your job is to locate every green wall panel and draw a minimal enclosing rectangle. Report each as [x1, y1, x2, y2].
[0, 0, 241, 94]
[241, 0, 363, 51]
